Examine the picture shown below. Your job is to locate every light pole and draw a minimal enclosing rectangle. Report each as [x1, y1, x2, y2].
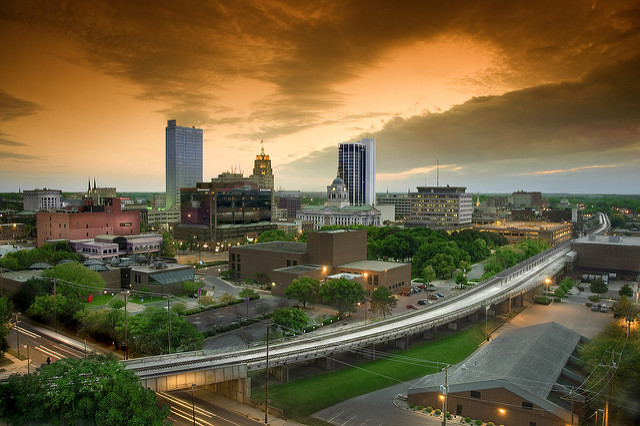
[124, 290, 129, 360]
[485, 305, 490, 341]
[15, 313, 20, 357]
[545, 278, 551, 301]
[23, 344, 29, 374]
[191, 383, 196, 426]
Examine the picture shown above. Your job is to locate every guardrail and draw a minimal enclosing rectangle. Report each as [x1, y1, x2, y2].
[126, 243, 572, 379]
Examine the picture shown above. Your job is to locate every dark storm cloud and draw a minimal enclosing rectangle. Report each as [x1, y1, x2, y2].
[0, 90, 42, 121]
[4, 1, 639, 126]
[283, 54, 640, 178]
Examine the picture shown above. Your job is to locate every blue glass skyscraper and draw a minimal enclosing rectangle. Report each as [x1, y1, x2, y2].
[165, 120, 203, 209]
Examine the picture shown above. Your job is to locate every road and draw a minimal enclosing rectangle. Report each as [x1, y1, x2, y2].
[157, 388, 264, 426]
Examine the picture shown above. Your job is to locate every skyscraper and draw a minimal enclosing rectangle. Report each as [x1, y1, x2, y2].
[338, 137, 376, 206]
[165, 120, 203, 209]
[249, 146, 274, 190]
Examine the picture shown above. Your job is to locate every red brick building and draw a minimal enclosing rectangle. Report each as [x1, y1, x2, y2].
[36, 198, 140, 247]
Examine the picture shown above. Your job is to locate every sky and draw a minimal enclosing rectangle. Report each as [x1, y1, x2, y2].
[1, 0, 639, 195]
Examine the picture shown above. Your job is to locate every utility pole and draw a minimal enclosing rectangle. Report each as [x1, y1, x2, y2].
[442, 364, 448, 426]
[167, 296, 172, 354]
[15, 313, 20, 357]
[599, 349, 620, 426]
[53, 278, 58, 333]
[124, 291, 129, 360]
[265, 324, 270, 424]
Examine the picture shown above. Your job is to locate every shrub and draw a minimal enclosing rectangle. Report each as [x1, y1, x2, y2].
[409, 403, 415, 409]
[554, 287, 566, 298]
[487, 422, 495, 426]
[465, 417, 472, 423]
[534, 296, 552, 305]
[588, 295, 601, 303]
[417, 405, 423, 411]
[475, 420, 483, 426]
[619, 283, 633, 297]
[434, 409, 441, 416]
[554, 297, 562, 303]
[426, 406, 433, 413]
[586, 302, 593, 307]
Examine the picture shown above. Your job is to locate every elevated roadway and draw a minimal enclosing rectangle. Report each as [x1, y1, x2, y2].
[124, 242, 573, 394]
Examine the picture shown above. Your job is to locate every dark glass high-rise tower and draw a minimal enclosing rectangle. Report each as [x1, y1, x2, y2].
[165, 120, 203, 209]
[338, 138, 376, 206]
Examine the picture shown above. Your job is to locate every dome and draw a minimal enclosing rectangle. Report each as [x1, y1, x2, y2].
[332, 177, 345, 185]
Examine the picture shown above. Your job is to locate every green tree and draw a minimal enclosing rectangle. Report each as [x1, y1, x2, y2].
[285, 277, 320, 307]
[42, 262, 106, 299]
[218, 292, 236, 305]
[422, 265, 436, 286]
[238, 288, 259, 300]
[458, 260, 472, 274]
[271, 307, 309, 332]
[0, 355, 170, 424]
[369, 287, 396, 318]
[318, 278, 367, 317]
[590, 278, 608, 294]
[613, 296, 639, 321]
[161, 232, 176, 257]
[125, 307, 203, 355]
[27, 294, 83, 326]
[11, 277, 52, 311]
[0, 297, 13, 358]
[454, 271, 468, 289]
[430, 253, 456, 278]
[619, 283, 634, 298]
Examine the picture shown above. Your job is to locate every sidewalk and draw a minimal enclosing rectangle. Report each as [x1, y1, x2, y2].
[0, 352, 29, 379]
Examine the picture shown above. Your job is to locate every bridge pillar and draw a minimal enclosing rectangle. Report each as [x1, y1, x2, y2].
[447, 321, 459, 331]
[207, 377, 250, 403]
[272, 365, 289, 383]
[395, 336, 410, 350]
[423, 327, 437, 340]
[361, 345, 376, 360]
[314, 356, 336, 372]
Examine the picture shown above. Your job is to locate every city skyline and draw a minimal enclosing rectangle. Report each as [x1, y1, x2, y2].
[1, 1, 639, 194]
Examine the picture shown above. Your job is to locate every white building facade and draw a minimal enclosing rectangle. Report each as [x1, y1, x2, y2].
[22, 188, 62, 211]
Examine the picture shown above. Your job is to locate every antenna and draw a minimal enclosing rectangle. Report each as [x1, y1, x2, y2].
[436, 158, 439, 187]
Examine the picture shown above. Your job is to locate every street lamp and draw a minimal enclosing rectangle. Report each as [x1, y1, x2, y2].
[191, 383, 196, 426]
[23, 344, 29, 374]
[15, 312, 20, 357]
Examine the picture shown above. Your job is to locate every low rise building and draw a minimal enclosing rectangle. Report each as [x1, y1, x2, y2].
[475, 221, 572, 247]
[230, 229, 410, 297]
[22, 188, 62, 211]
[408, 185, 473, 228]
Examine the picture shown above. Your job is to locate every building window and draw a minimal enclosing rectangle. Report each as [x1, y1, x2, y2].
[529, 423, 536, 426]
[287, 259, 291, 267]
[470, 391, 481, 399]
[522, 401, 533, 410]
[231, 253, 236, 262]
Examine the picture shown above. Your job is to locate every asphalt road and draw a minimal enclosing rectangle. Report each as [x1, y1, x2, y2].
[157, 388, 265, 426]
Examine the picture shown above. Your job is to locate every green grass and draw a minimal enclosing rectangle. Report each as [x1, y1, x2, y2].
[251, 321, 493, 423]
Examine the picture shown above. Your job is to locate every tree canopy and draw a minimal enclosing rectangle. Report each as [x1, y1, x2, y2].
[285, 277, 320, 307]
[318, 278, 367, 317]
[369, 286, 396, 318]
[271, 307, 309, 332]
[0, 243, 81, 270]
[0, 354, 170, 425]
[0, 297, 12, 358]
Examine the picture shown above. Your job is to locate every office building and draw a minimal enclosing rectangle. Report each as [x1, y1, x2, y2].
[338, 137, 376, 206]
[22, 188, 62, 211]
[377, 191, 411, 220]
[165, 120, 203, 209]
[511, 191, 543, 209]
[249, 147, 274, 190]
[475, 221, 572, 247]
[408, 186, 473, 228]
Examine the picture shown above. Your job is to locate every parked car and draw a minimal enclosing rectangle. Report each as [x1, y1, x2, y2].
[427, 294, 439, 301]
[600, 304, 608, 313]
[406, 304, 418, 310]
[436, 293, 445, 298]
[590, 303, 599, 311]
[417, 299, 428, 306]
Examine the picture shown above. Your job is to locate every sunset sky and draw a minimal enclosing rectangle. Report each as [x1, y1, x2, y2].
[1, 1, 639, 194]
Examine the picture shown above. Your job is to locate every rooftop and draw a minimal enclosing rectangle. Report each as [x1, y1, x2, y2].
[273, 264, 322, 274]
[574, 234, 640, 247]
[233, 241, 307, 254]
[339, 259, 409, 271]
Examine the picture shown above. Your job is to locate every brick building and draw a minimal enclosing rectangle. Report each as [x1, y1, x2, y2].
[229, 229, 410, 297]
[36, 198, 140, 247]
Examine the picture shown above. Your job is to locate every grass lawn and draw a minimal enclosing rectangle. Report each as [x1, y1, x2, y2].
[251, 321, 495, 424]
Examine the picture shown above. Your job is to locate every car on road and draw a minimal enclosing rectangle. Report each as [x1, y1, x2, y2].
[417, 299, 429, 305]
[436, 293, 445, 298]
[599, 304, 608, 313]
[590, 303, 599, 311]
[406, 304, 418, 310]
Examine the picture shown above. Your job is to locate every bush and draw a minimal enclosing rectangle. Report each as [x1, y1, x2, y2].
[465, 417, 472, 423]
[475, 420, 482, 426]
[588, 295, 601, 303]
[426, 406, 433, 413]
[534, 296, 552, 305]
[409, 403, 415, 409]
[553, 297, 562, 303]
[434, 409, 441, 416]
[590, 278, 608, 294]
[586, 302, 593, 307]
[487, 422, 495, 426]
[554, 287, 566, 298]
[417, 405, 423, 411]
[619, 284, 633, 297]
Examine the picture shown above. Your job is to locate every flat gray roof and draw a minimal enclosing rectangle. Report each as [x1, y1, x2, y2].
[273, 264, 321, 274]
[574, 235, 640, 247]
[339, 259, 409, 271]
[234, 241, 307, 254]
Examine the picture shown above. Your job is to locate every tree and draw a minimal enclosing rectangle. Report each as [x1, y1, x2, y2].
[619, 283, 634, 298]
[0, 354, 170, 425]
[458, 260, 472, 274]
[42, 262, 106, 299]
[161, 232, 176, 257]
[422, 265, 436, 286]
[454, 271, 468, 289]
[218, 292, 236, 305]
[125, 307, 203, 355]
[429, 253, 456, 278]
[271, 307, 309, 332]
[590, 278, 608, 294]
[369, 287, 396, 318]
[285, 277, 320, 307]
[0, 297, 12, 358]
[613, 296, 639, 321]
[258, 229, 293, 242]
[238, 288, 259, 300]
[318, 278, 367, 317]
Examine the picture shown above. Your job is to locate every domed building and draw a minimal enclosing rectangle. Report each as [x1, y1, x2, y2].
[296, 175, 381, 230]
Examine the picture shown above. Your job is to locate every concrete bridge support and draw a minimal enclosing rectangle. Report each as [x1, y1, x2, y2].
[447, 320, 459, 331]
[395, 336, 410, 350]
[314, 356, 336, 372]
[423, 327, 437, 340]
[207, 377, 251, 403]
[271, 365, 289, 383]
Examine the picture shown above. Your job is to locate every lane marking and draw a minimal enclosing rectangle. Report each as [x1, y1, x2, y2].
[35, 346, 64, 359]
[12, 326, 40, 339]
